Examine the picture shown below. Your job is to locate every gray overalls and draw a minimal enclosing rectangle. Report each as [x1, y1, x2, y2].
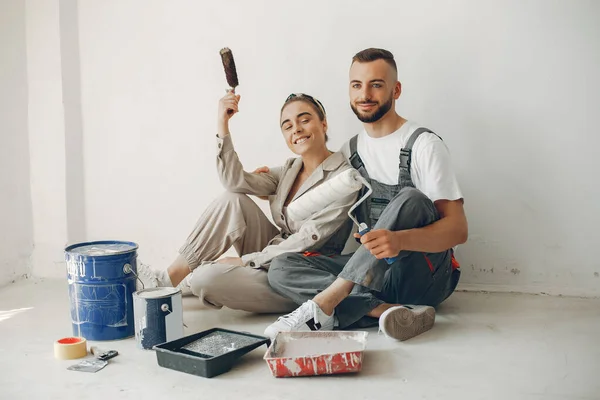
[268, 128, 461, 328]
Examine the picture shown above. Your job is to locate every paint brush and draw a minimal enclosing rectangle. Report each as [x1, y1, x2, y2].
[220, 47, 239, 115]
[219, 47, 239, 90]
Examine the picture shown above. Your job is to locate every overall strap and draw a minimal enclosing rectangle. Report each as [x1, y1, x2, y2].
[349, 135, 370, 179]
[399, 127, 441, 187]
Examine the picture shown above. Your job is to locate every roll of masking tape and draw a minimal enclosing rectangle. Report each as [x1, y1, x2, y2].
[54, 337, 87, 360]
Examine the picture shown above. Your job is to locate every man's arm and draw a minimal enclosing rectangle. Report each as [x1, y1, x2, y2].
[358, 199, 468, 259]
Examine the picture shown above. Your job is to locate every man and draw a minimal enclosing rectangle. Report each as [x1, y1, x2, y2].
[264, 48, 468, 341]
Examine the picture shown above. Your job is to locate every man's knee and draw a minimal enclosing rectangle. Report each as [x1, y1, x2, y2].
[379, 187, 438, 230]
[394, 187, 434, 209]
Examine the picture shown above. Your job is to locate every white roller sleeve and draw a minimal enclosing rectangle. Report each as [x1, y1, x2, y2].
[287, 169, 364, 220]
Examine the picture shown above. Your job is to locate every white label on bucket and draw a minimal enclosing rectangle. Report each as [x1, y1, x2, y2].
[66, 256, 86, 278]
[165, 292, 183, 342]
[133, 296, 147, 347]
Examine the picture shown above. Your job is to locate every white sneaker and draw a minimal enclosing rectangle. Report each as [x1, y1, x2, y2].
[264, 300, 335, 340]
[379, 305, 436, 341]
[135, 263, 173, 291]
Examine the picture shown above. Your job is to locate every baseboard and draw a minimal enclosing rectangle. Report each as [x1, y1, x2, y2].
[457, 283, 599, 299]
[10, 272, 600, 299]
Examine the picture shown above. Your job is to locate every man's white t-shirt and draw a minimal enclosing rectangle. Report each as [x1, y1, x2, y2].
[354, 121, 463, 203]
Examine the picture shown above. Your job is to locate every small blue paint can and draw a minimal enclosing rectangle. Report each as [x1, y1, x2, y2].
[64, 240, 139, 341]
[133, 287, 184, 349]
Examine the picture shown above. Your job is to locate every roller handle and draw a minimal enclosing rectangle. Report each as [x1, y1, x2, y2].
[356, 225, 397, 265]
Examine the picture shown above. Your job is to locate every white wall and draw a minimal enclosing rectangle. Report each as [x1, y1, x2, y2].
[0, 0, 33, 286]
[26, 0, 69, 278]
[31, 0, 600, 295]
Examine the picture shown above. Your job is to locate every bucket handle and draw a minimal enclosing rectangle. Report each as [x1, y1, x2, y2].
[123, 263, 145, 290]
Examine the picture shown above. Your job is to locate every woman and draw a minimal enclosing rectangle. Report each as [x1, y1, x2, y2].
[138, 92, 358, 313]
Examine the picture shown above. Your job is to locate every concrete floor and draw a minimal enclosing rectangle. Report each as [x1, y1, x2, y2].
[0, 278, 598, 400]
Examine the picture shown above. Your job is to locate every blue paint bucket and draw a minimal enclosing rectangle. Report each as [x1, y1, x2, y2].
[64, 240, 139, 341]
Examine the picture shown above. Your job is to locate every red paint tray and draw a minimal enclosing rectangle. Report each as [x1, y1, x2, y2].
[263, 331, 368, 377]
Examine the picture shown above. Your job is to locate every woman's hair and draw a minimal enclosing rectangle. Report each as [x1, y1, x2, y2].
[280, 93, 328, 142]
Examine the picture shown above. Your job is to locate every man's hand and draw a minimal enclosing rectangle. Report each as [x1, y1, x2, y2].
[215, 257, 244, 266]
[217, 91, 241, 137]
[354, 229, 402, 259]
[253, 166, 270, 200]
[253, 166, 269, 174]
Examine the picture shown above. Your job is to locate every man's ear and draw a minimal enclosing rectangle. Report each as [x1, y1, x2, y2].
[394, 81, 402, 100]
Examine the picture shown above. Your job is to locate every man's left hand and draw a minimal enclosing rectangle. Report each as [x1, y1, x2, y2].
[215, 257, 244, 266]
[252, 166, 270, 201]
[354, 229, 402, 259]
[253, 166, 270, 174]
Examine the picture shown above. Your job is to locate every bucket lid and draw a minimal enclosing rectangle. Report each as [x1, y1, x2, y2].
[135, 287, 181, 299]
[65, 241, 138, 256]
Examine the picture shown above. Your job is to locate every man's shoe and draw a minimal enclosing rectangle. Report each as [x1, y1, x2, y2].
[379, 305, 435, 341]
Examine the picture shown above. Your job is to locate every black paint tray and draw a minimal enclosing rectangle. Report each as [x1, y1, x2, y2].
[153, 327, 271, 378]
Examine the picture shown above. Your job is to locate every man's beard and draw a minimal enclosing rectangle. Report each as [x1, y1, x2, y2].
[350, 93, 394, 123]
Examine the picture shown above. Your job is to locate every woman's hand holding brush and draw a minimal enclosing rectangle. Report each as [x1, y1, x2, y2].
[217, 47, 240, 137]
[217, 92, 241, 138]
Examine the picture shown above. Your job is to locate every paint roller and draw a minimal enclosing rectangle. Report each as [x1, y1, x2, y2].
[287, 169, 397, 265]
